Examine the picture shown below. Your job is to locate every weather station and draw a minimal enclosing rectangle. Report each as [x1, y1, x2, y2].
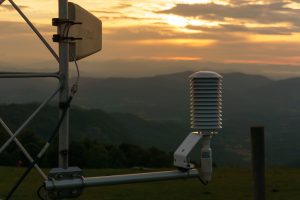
[0, 1, 223, 199]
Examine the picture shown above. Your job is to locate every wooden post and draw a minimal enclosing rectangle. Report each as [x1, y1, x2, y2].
[251, 126, 265, 200]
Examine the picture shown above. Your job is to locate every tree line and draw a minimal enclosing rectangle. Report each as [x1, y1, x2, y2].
[0, 128, 172, 168]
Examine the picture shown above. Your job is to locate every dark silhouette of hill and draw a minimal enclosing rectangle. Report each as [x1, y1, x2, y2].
[1, 72, 300, 166]
[0, 72, 274, 120]
[0, 104, 240, 166]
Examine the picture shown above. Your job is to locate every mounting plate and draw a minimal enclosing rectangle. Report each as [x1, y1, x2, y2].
[46, 167, 84, 199]
[174, 132, 203, 169]
[68, 2, 102, 61]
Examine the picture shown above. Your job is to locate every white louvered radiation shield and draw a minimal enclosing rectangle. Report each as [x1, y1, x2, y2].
[190, 71, 223, 132]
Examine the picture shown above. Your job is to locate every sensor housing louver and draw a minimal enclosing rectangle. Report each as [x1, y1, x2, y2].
[189, 71, 223, 132]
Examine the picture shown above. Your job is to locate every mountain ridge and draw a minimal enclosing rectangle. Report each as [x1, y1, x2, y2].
[1, 72, 300, 166]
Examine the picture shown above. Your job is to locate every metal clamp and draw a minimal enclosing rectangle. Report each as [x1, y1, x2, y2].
[52, 18, 82, 26]
[52, 17, 82, 43]
[52, 34, 82, 43]
[46, 167, 84, 199]
[174, 132, 203, 170]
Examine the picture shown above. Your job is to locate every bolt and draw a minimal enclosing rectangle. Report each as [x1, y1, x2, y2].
[72, 189, 78, 195]
[56, 174, 64, 179]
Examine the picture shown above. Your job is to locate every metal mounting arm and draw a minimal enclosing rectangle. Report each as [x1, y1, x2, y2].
[174, 132, 214, 182]
[174, 132, 203, 169]
[44, 167, 199, 199]
[44, 133, 212, 199]
[43, 131, 214, 199]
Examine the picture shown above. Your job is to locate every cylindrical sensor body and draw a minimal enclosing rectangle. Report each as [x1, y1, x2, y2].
[190, 71, 223, 132]
[201, 135, 212, 181]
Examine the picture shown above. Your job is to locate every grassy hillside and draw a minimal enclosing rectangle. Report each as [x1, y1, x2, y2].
[0, 167, 299, 200]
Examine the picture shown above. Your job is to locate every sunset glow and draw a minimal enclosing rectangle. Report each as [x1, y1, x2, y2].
[1, 0, 300, 71]
[134, 39, 216, 47]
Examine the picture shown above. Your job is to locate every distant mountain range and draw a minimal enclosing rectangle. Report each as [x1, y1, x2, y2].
[1, 72, 300, 166]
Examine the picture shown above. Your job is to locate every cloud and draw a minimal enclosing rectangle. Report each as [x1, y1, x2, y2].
[2, 21, 300, 79]
[0, 21, 54, 35]
[0, 21, 31, 35]
[159, 2, 300, 27]
[105, 25, 245, 42]
[112, 3, 132, 9]
[187, 24, 299, 35]
[2, 0, 300, 75]
[18, 58, 300, 80]
[90, 10, 121, 14]
[100, 15, 157, 21]
[1, 4, 28, 11]
[0, 21, 56, 64]
[105, 26, 178, 40]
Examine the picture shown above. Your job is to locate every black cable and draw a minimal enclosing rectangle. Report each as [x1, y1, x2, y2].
[65, 23, 72, 39]
[5, 21, 81, 200]
[62, 22, 80, 88]
[63, 22, 81, 41]
[66, 23, 80, 94]
[198, 176, 208, 186]
[72, 53, 80, 84]
[5, 95, 74, 200]
[62, 23, 72, 38]
[37, 184, 46, 200]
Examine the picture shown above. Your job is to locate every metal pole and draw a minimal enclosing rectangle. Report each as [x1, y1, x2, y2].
[58, 0, 69, 169]
[84, 169, 199, 187]
[0, 72, 59, 79]
[251, 126, 266, 200]
[45, 169, 200, 190]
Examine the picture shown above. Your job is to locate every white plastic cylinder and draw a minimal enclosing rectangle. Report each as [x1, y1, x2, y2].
[201, 136, 212, 181]
[189, 71, 223, 132]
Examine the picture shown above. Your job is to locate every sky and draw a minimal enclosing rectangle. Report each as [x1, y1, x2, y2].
[1, 0, 300, 78]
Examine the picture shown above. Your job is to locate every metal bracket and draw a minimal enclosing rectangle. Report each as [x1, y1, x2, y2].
[52, 18, 82, 26]
[46, 167, 84, 199]
[174, 132, 203, 170]
[52, 17, 82, 43]
[53, 34, 82, 43]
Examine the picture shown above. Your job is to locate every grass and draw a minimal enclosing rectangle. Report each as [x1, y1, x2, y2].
[0, 166, 299, 200]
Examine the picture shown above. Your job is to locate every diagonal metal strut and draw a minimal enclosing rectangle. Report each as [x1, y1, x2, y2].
[0, 118, 47, 180]
[0, 85, 61, 154]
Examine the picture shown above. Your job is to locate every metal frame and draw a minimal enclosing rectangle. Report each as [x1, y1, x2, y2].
[0, 0, 64, 185]
[0, 1, 207, 199]
[0, 72, 59, 79]
[0, 85, 61, 154]
[0, 0, 68, 162]
[0, 118, 47, 179]
[45, 168, 199, 190]
[58, 0, 70, 170]
[43, 129, 207, 199]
